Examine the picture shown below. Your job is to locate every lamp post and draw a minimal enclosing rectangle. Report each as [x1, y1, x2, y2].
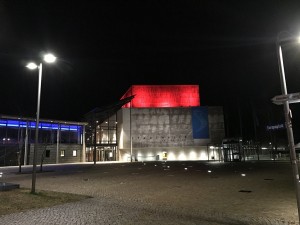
[130, 99, 132, 162]
[276, 32, 300, 222]
[26, 53, 56, 194]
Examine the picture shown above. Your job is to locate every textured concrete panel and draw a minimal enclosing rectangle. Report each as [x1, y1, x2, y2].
[130, 108, 194, 148]
[118, 106, 225, 161]
[208, 107, 225, 144]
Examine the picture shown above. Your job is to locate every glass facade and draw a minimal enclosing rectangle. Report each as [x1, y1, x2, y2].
[85, 114, 118, 162]
[0, 117, 85, 166]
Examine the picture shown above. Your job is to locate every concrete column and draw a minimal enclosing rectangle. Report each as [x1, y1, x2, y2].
[82, 125, 86, 162]
[56, 123, 60, 164]
[24, 122, 29, 165]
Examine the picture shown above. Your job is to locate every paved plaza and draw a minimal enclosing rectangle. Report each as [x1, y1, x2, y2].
[0, 160, 299, 225]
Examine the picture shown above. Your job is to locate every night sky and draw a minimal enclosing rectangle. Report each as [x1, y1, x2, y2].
[1, 1, 300, 142]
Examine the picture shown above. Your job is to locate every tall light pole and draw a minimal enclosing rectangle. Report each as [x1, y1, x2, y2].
[26, 53, 56, 194]
[276, 32, 300, 222]
[130, 98, 132, 162]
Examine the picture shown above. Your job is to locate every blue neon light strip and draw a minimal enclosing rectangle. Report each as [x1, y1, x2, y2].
[0, 119, 81, 132]
[60, 125, 69, 130]
[52, 124, 59, 130]
[0, 120, 6, 126]
[41, 123, 52, 129]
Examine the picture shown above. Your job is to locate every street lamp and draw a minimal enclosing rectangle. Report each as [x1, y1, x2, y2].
[26, 53, 56, 194]
[276, 32, 300, 222]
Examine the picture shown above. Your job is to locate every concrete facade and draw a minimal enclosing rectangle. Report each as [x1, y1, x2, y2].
[28, 144, 84, 165]
[117, 106, 225, 161]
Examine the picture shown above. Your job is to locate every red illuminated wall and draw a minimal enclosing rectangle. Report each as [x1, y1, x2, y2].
[121, 85, 200, 108]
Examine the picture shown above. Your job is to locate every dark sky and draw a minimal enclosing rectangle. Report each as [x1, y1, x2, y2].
[1, 0, 300, 141]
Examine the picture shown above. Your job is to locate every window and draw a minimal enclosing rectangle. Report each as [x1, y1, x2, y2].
[60, 150, 65, 157]
[46, 150, 50, 158]
[72, 150, 77, 157]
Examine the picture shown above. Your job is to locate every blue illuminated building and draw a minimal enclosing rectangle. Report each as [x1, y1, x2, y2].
[0, 115, 87, 166]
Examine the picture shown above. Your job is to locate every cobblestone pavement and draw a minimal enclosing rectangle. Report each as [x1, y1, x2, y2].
[0, 161, 299, 225]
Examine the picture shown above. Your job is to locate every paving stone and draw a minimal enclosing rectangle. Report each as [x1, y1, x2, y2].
[0, 161, 299, 225]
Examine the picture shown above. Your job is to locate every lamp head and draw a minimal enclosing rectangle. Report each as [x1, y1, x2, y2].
[26, 53, 56, 70]
[26, 62, 38, 70]
[43, 53, 56, 63]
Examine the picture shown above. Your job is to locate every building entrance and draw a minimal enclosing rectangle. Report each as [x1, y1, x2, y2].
[86, 146, 117, 162]
[222, 138, 243, 162]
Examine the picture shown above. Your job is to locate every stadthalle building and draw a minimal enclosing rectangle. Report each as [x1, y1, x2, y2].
[85, 85, 225, 163]
[0, 85, 225, 166]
